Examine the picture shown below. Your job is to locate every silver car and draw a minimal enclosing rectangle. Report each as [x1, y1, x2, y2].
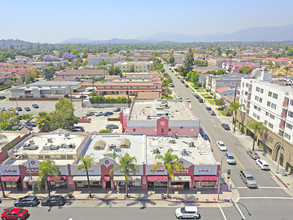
[240, 170, 257, 188]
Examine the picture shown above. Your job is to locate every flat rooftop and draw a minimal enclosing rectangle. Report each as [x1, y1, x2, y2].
[82, 134, 216, 165]
[0, 132, 22, 150]
[5, 158, 75, 166]
[129, 100, 199, 121]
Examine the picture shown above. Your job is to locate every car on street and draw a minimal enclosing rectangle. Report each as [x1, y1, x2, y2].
[256, 159, 270, 170]
[71, 126, 85, 132]
[193, 93, 199, 99]
[113, 108, 121, 112]
[24, 107, 31, 111]
[32, 104, 39, 108]
[106, 124, 119, 129]
[41, 195, 66, 206]
[209, 110, 216, 116]
[169, 83, 175, 87]
[222, 123, 230, 130]
[225, 151, 236, 165]
[104, 111, 113, 116]
[16, 107, 22, 111]
[216, 141, 227, 151]
[9, 106, 14, 111]
[202, 133, 210, 141]
[26, 122, 36, 127]
[79, 95, 87, 99]
[186, 98, 191, 102]
[184, 83, 189, 87]
[199, 127, 204, 135]
[1, 208, 29, 220]
[177, 96, 182, 100]
[198, 98, 204, 103]
[246, 150, 260, 160]
[240, 170, 257, 188]
[180, 79, 184, 83]
[206, 107, 212, 111]
[86, 111, 96, 116]
[0, 95, 6, 100]
[14, 196, 39, 207]
[95, 111, 104, 116]
[175, 206, 200, 219]
[1, 107, 6, 111]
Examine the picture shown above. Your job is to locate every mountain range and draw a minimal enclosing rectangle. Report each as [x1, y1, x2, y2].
[60, 24, 293, 44]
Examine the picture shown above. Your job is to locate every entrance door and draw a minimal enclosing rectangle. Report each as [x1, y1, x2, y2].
[184, 182, 189, 190]
[106, 181, 111, 189]
[148, 182, 154, 190]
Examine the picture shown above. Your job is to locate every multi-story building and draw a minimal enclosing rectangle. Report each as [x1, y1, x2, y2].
[94, 78, 162, 99]
[10, 81, 81, 99]
[56, 69, 106, 79]
[88, 54, 120, 66]
[114, 61, 153, 73]
[120, 99, 200, 137]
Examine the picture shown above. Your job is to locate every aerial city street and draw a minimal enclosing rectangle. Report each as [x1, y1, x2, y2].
[1, 0, 293, 219]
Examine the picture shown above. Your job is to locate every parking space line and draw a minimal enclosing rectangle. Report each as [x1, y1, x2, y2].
[231, 152, 246, 170]
[218, 204, 227, 220]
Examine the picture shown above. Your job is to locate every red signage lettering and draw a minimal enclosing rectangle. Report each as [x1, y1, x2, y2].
[174, 168, 188, 173]
[198, 169, 210, 173]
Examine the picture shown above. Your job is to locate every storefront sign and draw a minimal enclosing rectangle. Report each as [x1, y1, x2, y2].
[146, 166, 167, 175]
[0, 166, 20, 175]
[71, 165, 101, 176]
[194, 165, 217, 176]
[173, 168, 189, 174]
[23, 158, 40, 169]
[100, 157, 115, 168]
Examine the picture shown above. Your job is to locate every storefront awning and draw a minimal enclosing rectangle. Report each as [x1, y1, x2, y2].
[23, 176, 39, 182]
[1, 176, 20, 182]
[47, 176, 67, 181]
[147, 176, 168, 182]
[194, 176, 217, 181]
[73, 176, 101, 182]
[114, 176, 126, 181]
[173, 176, 191, 182]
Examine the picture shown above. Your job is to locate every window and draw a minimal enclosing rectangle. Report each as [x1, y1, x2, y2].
[246, 83, 249, 88]
[61, 155, 66, 159]
[268, 91, 272, 97]
[267, 101, 271, 107]
[255, 96, 259, 101]
[168, 128, 171, 132]
[67, 155, 73, 159]
[38, 155, 43, 159]
[273, 93, 278, 99]
[289, 111, 293, 118]
[268, 123, 273, 129]
[271, 103, 276, 110]
[266, 112, 269, 116]
[260, 88, 264, 93]
[284, 133, 291, 140]
[161, 128, 164, 133]
[133, 128, 136, 132]
[286, 123, 292, 130]
[259, 98, 263, 103]
[45, 155, 50, 159]
[270, 114, 275, 119]
[264, 120, 268, 125]
[290, 99, 293, 106]
[180, 126, 183, 129]
[245, 91, 248, 96]
[256, 87, 260, 92]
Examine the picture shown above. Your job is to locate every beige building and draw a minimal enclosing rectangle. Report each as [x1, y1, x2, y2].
[114, 61, 153, 73]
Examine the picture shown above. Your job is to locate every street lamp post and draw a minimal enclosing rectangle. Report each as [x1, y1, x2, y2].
[217, 157, 225, 200]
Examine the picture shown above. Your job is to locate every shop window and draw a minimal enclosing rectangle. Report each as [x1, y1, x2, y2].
[161, 128, 164, 133]
[180, 127, 183, 129]
[60, 155, 66, 159]
[45, 155, 50, 159]
[67, 155, 73, 159]
[38, 155, 43, 159]
[168, 128, 171, 132]
[153, 181, 167, 188]
[133, 128, 136, 132]
[201, 181, 215, 187]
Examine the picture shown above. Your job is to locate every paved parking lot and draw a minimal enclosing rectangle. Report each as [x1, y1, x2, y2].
[0, 99, 123, 133]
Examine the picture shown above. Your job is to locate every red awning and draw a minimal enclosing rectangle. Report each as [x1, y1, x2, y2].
[194, 176, 217, 181]
[47, 176, 66, 181]
[1, 176, 20, 182]
[147, 176, 168, 182]
[104, 176, 111, 181]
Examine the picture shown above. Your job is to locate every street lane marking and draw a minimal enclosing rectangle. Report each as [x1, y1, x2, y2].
[237, 186, 286, 189]
[240, 197, 293, 200]
[218, 204, 227, 220]
[231, 152, 245, 170]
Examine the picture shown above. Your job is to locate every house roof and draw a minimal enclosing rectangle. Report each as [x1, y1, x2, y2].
[216, 87, 230, 93]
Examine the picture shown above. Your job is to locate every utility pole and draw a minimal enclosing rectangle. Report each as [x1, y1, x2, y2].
[217, 157, 225, 200]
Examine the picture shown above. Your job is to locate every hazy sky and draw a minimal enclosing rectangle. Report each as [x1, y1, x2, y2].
[1, 0, 293, 43]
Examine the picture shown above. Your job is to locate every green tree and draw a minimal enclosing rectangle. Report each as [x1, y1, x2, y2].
[50, 98, 78, 130]
[182, 48, 194, 77]
[284, 66, 290, 76]
[37, 159, 61, 197]
[287, 48, 293, 56]
[168, 54, 175, 65]
[108, 65, 115, 75]
[110, 153, 139, 198]
[35, 112, 51, 132]
[42, 66, 55, 80]
[21, 114, 34, 123]
[216, 70, 228, 75]
[216, 98, 225, 107]
[76, 154, 96, 198]
[129, 64, 135, 72]
[114, 66, 122, 75]
[151, 148, 183, 197]
[228, 102, 242, 133]
[247, 120, 265, 151]
[239, 66, 253, 74]
[0, 110, 20, 130]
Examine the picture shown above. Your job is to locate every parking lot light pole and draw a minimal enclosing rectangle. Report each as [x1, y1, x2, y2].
[217, 157, 225, 200]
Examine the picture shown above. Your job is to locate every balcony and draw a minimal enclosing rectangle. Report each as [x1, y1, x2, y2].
[282, 102, 288, 108]
[281, 113, 287, 119]
[247, 95, 251, 101]
[279, 123, 285, 130]
[246, 103, 250, 108]
[248, 87, 252, 92]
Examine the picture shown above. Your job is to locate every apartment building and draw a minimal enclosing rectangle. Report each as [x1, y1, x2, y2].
[114, 61, 153, 73]
[56, 69, 106, 79]
[88, 54, 120, 66]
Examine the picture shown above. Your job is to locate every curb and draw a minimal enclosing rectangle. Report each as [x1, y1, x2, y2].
[274, 174, 289, 189]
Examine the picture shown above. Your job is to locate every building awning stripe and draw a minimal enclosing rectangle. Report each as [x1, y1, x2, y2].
[194, 176, 217, 181]
[147, 176, 168, 182]
[1, 176, 20, 182]
[73, 176, 101, 182]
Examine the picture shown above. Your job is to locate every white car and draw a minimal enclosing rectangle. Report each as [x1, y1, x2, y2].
[216, 141, 227, 151]
[175, 206, 200, 219]
[256, 159, 270, 170]
[186, 98, 191, 102]
[95, 112, 104, 116]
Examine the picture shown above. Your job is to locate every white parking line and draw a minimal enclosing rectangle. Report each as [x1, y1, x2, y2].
[218, 204, 227, 220]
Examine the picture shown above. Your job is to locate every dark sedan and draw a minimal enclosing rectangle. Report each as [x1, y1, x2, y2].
[206, 107, 212, 111]
[41, 196, 66, 206]
[106, 124, 119, 129]
[202, 133, 210, 142]
[32, 104, 39, 108]
[104, 111, 113, 116]
[198, 98, 204, 103]
[24, 107, 31, 111]
[14, 196, 39, 207]
[222, 123, 231, 130]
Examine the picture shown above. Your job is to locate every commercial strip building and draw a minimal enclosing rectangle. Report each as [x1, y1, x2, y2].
[114, 61, 153, 73]
[10, 81, 81, 99]
[236, 69, 293, 173]
[120, 99, 200, 137]
[1, 132, 219, 192]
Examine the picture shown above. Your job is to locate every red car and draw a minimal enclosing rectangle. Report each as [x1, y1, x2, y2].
[1, 208, 29, 220]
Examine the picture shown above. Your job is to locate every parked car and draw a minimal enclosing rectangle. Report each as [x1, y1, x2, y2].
[225, 152, 236, 165]
[71, 128, 84, 132]
[186, 98, 191, 102]
[0, 107, 6, 111]
[113, 108, 121, 112]
[184, 83, 189, 88]
[32, 104, 39, 108]
[256, 159, 270, 170]
[193, 93, 199, 99]
[0, 95, 6, 100]
[79, 95, 87, 99]
[222, 123, 230, 130]
[106, 124, 119, 129]
[177, 96, 182, 100]
[246, 150, 260, 160]
[86, 111, 96, 116]
[175, 206, 200, 219]
[24, 107, 31, 111]
[202, 133, 210, 142]
[209, 110, 216, 116]
[18, 125, 33, 131]
[26, 122, 36, 127]
[199, 127, 204, 135]
[9, 106, 14, 111]
[16, 107, 22, 111]
[1, 208, 29, 220]
[216, 141, 227, 151]
[14, 196, 39, 207]
[198, 98, 204, 103]
[41, 195, 66, 206]
[180, 79, 184, 83]
[95, 111, 104, 116]
[104, 111, 113, 116]
[71, 126, 85, 132]
[240, 170, 257, 188]
[169, 83, 175, 87]
[206, 107, 212, 111]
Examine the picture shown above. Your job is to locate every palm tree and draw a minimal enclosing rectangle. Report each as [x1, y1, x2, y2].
[284, 66, 290, 77]
[109, 153, 138, 198]
[35, 112, 51, 132]
[228, 102, 243, 133]
[37, 159, 61, 197]
[76, 154, 96, 198]
[151, 148, 184, 197]
[247, 120, 265, 151]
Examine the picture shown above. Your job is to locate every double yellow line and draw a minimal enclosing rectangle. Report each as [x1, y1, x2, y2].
[231, 152, 246, 170]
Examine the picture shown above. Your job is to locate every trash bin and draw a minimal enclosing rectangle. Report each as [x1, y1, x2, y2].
[161, 193, 165, 199]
